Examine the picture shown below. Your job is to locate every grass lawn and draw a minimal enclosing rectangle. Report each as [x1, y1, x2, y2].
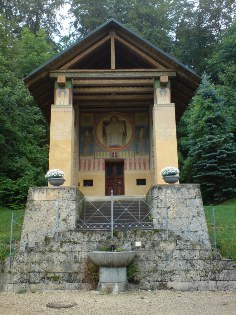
[204, 198, 236, 262]
[0, 207, 25, 261]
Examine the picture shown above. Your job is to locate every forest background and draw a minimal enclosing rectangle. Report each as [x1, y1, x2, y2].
[0, 0, 235, 207]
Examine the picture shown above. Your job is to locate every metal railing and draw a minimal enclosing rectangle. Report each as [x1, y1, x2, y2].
[76, 191, 154, 233]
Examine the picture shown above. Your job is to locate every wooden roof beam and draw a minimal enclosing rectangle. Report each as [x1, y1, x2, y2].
[73, 87, 153, 94]
[74, 101, 150, 108]
[72, 79, 153, 87]
[50, 70, 176, 79]
[73, 94, 153, 101]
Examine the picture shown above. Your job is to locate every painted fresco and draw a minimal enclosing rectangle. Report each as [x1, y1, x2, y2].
[135, 126, 149, 155]
[55, 88, 70, 105]
[79, 111, 149, 171]
[80, 127, 94, 156]
[95, 113, 134, 150]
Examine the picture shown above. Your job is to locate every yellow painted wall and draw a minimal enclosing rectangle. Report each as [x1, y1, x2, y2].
[78, 170, 151, 196]
[153, 103, 179, 184]
[78, 173, 105, 196]
[124, 171, 152, 196]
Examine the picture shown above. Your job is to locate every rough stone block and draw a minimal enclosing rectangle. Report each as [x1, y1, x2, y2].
[167, 281, 198, 291]
[216, 281, 236, 291]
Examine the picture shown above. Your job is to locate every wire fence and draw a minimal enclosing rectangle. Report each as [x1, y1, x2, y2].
[205, 207, 236, 262]
[0, 209, 24, 268]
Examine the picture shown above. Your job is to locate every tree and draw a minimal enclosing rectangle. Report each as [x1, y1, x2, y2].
[0, 21, 57, 207]
[207, 20, 236, 146]
[14, 28, 58, 77]
[69, 0, 193, 52]
[0, 57, 49, 206]
[179, 76, 236, 204]
[174, 0, 236, 73]
[0, 0, 64, 37]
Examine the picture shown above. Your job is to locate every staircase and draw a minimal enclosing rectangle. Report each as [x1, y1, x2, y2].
[76, 197, 154, 231]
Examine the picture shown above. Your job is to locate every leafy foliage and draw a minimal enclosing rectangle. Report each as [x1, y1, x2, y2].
[0, 0, 64, 37]
[0, 61, 49, 206]
[0, 20, 56, 207]
[69, 0, 236, 73]
[69, 0, 191, 52]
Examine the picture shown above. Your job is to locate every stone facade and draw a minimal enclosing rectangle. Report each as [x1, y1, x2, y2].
[1, 185, 236, 292]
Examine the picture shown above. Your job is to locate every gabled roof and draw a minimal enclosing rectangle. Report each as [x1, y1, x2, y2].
[24, 19, 200, 121]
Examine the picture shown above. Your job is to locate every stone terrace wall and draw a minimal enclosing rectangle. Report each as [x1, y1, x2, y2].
[21, 187, 83, 248]
[1, 184, 235, 292]
[1, 230, 236, 292]
[149, 185, 211, 248]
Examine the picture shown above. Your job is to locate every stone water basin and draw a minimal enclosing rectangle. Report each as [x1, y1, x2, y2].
[88, 251, 136, 267]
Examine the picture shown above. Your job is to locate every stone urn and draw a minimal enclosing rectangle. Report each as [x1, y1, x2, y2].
[47, 177, 65, 186]
[88, 251, 136, 293]
[162, 175, 179, 184]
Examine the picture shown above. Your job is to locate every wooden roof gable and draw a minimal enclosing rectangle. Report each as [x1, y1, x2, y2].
[24, 19, 200, 120]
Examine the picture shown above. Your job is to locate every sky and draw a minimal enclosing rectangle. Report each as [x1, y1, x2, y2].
[55, 3, 74, 41]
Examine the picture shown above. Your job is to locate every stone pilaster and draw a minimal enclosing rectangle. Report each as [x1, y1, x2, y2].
[153, 78, 178, 184]
[49, 79, 75, 185]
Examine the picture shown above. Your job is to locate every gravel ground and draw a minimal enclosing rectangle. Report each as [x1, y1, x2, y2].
[0, 290, 236, 315]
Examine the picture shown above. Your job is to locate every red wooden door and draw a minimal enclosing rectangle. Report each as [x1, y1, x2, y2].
[105, 161, 124, 196]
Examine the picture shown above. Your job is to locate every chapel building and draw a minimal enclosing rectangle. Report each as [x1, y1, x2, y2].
[24, 19, 200, 197]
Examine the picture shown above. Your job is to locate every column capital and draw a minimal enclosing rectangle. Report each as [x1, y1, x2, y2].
[153, 103, 175, 107]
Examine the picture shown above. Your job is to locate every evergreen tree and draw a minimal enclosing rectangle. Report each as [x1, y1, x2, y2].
[208, 20, 236, 133]
[179, 76, 236, 204]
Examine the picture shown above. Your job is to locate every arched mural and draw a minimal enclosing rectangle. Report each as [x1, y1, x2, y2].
[79, 111, 150, 172]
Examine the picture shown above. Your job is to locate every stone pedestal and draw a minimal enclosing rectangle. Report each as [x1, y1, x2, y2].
[88, 251, 136, 293]
[99, 267, 127, 293]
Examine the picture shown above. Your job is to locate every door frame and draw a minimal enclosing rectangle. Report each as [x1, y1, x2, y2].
[105, 159, 125, 196]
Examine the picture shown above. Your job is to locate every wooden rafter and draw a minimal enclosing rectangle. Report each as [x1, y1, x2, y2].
[75, 101, 150, 109]
[60, 35, 111, 70]
[114, 34, 166, 70]
[110, 32, 116, 69]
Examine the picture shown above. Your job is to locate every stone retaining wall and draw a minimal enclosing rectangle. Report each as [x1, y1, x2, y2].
[149, 184, 211, 248]
[21, 187, 83, 248]
[1, 230, 236, 292]
[1, 185, 236, 292]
